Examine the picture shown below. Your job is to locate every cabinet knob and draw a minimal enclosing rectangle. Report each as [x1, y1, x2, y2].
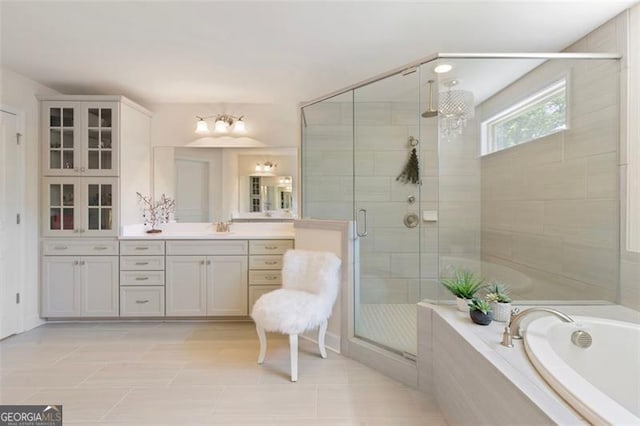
[80, 260, 85, 265]
[80, 167, 86, 172]
[135, 277, 149, 281]
[135, 262, 149, 266]
[135, 247, 149, 251]
[200, 260, 205, 265]
[94, 246, 108, 250]
[53, 245, 68, 250]
[207, 260, 211, 265]
[74, 260, 79, 265]
[266, 276, 278, 280]
[265, 246, 277, 250]
[265, 261, 278, 265]
[135, 300, 149, 304]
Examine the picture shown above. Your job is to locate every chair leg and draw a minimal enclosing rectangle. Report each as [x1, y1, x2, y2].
[256, 325, 267, 364]
[318, 320, 328, 359]
[289, 334, 298, 382]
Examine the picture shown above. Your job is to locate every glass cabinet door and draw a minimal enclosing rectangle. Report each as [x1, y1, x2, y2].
[43, 178, 78, 236]
[44, 103, 79, 175]
[85, 104, 118, 175]
[82, 178, 118, 236]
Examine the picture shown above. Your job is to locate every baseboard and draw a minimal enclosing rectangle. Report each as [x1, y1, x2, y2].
[23, 315, 45, 332]
[300, 330, 341, 354]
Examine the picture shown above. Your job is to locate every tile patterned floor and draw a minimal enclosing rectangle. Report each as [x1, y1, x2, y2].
[0, 322, 446, 425]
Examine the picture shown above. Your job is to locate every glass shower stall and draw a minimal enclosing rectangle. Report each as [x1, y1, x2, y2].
[301, 53, 621, 357]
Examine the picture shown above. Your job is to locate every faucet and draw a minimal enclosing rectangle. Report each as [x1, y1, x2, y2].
[501, 307, 575, 348]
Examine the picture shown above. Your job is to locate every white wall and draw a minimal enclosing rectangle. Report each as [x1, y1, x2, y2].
[0, 68, 59, 330]
[149, 102, 298, 148]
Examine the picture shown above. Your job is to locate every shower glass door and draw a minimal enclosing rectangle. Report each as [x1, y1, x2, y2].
[353, 70, 422, 356]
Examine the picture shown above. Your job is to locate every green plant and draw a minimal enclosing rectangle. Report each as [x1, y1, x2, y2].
[468, 298, 492, 315]
[440, 268, 485, 299]
[485, 282, 512, 303]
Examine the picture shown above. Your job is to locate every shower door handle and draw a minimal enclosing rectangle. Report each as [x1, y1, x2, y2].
[356, 208, 368, 237]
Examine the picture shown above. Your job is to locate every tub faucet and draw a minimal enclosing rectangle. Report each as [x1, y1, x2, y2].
[501, 307, 575, 348]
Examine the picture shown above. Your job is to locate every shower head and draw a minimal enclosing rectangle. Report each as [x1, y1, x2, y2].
[421, 80, 438, 118]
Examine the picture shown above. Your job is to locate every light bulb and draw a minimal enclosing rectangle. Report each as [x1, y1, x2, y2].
[195, 119, 209, 134]
[214, 118, 228, 133]
[434, 63, 453, 74]
[233, 119, 246, 133]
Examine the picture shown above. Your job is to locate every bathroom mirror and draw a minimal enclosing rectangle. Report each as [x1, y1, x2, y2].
[152, 146, 297, 222]
[239, 175, 293, 213]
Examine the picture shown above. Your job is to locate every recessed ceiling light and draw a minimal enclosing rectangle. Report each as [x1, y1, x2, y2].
[434, 63, 453, 74]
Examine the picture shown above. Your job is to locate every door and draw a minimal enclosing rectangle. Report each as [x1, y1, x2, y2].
[0, 109, 23, 337]
[166, 256, 207, 316]
[43, 178, 79, 236]
[80, 256, 118, 316]
[207, 256, 248, 316]
[84, 103, 119, 176]
[353, 71, 422, 356]
[82, 177, 118, 236]
[175, 158, 209, 222]
[42, 102, 80, 176]
[42, 257, 81, 317]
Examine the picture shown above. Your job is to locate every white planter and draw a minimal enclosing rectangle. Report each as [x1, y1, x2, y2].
[456, 297, 471, 312]
[490, 301, 512, 322]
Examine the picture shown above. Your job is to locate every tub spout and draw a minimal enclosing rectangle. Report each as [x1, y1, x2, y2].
[505, 307, 575, 345]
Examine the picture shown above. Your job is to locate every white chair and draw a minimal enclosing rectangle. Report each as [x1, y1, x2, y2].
[250, 249, 341, 382]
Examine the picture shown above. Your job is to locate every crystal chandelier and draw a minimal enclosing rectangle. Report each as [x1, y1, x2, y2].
[439, 80, 474, 138]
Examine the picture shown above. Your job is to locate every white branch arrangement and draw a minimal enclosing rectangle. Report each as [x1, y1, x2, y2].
[136, 192, 176, 233]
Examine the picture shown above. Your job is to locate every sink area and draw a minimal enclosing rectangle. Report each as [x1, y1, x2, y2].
[119, 222, 294, 240]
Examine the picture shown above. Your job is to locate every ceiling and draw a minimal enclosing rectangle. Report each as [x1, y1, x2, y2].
[1, 1, 636, 106]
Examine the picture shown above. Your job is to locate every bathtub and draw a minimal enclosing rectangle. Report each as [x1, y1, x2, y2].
[524, 316, 640, 425]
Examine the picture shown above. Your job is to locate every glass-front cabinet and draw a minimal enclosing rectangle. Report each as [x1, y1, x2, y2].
[42, 101, 119, 176]
[43, 177, 118, 237]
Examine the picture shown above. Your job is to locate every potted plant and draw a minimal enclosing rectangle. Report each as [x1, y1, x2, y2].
[440, 268, 485, 312]
[485, 282, 512, 322]
[136, 192, 176, 233]
[468, 298, 493, 325]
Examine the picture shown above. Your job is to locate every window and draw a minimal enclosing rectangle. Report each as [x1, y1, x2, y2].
[482, 78, 568, 155]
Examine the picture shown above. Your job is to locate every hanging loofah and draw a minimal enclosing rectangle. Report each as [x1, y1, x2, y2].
[396, 147, 420, 184]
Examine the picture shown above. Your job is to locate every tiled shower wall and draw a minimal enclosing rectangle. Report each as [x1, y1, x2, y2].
[304, 100, 432, 304]
[479, 57, 620, 301]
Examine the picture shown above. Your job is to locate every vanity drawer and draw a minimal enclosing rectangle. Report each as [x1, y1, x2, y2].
[120, 240, 165, 256]
[249, 270, 282, 285]
[249, 255, 283, 270]
[120, 256, 165, 271]
[120, 286, 165, 317]
[249, 240, 294, 255]
[166, 240, 248, 256]
[249, 285, 280, 312]
[42, 239, 118, 256]
[120, 270, 165, 286]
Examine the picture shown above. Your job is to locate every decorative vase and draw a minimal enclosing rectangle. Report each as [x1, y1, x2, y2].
[456, 297, 471, 312]
[490, 302, 512, 322]
[470, 310, 493, 325]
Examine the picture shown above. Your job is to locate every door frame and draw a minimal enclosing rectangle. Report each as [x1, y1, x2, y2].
[0, 104, 26, 337]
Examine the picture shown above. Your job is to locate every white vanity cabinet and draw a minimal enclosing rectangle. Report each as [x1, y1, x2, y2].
[119, 240, 166, 317]
[248, 239, 293, 312]
[41, 101, 119, 177]
[165, 241, 248, 316]
[42, 177, 118, 237]
[41, 239, 119, 317]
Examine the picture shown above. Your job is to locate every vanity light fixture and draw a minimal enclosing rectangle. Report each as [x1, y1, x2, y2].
[195, 114, 247, 135]
[255, 161, 277, 173]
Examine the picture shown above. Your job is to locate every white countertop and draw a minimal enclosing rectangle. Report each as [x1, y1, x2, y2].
[119, 222, 295, 240]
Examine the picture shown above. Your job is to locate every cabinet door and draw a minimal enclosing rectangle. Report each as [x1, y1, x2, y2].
[81, 177, 118, 237]
[42, 256, 81, 317]
[166, 256, 207, 316]
[80, 256, 118, 316]
[42, 102, 81, 176]
[207, 256, 248, 316]
[249, 285, 279, 314]
[84, 103, 119, 176]
[42, 178, 80, 237]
